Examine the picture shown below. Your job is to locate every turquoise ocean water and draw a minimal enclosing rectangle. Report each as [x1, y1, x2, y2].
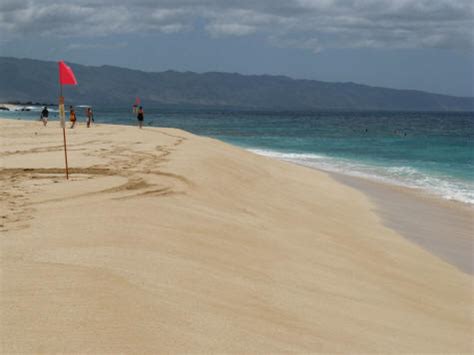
[3, 106, 473, 204]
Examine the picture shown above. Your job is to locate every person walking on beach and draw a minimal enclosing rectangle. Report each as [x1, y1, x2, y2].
[69, 106, 77, 128]
[40, 106, 49, 127]
[86, 107, 94, 128]
[137, 106, 144, 129]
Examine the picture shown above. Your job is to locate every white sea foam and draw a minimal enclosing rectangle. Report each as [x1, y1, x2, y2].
[12, 106, 59, 113]
[12, 106, 40, 112]
[248, 148, 474, 205]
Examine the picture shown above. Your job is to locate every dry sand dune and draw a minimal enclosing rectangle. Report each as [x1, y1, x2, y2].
[0, 119, 472, 353]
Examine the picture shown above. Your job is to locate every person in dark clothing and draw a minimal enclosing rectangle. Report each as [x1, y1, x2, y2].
[40, 106, 49, 126]
[137, 106, 144, 129]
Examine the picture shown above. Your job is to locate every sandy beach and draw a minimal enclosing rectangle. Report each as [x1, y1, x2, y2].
[0, 118, 472, 353]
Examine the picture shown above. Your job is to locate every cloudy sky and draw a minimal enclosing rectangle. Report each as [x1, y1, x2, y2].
[1, 0, 473, 96]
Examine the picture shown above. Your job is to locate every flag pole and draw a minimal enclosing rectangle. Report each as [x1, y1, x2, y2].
[59, 82, 69, 180]
[58, 60, 77, 180]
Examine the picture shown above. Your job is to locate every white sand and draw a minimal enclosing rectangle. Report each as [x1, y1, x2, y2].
[1, 118, 472, 353]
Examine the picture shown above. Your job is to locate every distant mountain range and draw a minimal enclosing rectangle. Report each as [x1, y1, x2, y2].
[0, 56, 472, 111]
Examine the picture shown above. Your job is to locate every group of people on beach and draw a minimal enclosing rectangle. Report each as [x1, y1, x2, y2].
[68, 106, 95, 128]
[40, 106, 94, 128]
[40, 105, 145, 129]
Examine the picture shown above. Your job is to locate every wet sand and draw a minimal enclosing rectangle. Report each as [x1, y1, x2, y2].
[333, 173, 473, 275]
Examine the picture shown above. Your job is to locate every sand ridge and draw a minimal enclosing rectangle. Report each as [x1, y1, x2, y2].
[0, 118, 472, 353]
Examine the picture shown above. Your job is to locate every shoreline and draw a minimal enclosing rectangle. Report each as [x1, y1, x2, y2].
[330, 171, 473, 274]
[246, 148, 473, 207]
[1, 118, 472, 352]
[247, 150, 473, 274]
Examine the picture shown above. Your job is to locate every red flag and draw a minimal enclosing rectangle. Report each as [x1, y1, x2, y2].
[58, 60, 77, 85]
[135, 96, 141, 105]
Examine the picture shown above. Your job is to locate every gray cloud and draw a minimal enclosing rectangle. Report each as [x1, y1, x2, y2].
[0, 0, 472, 51]
[65, 41, 129, 51]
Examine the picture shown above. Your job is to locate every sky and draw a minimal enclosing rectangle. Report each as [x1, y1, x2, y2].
[0, 0, 473, 97]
